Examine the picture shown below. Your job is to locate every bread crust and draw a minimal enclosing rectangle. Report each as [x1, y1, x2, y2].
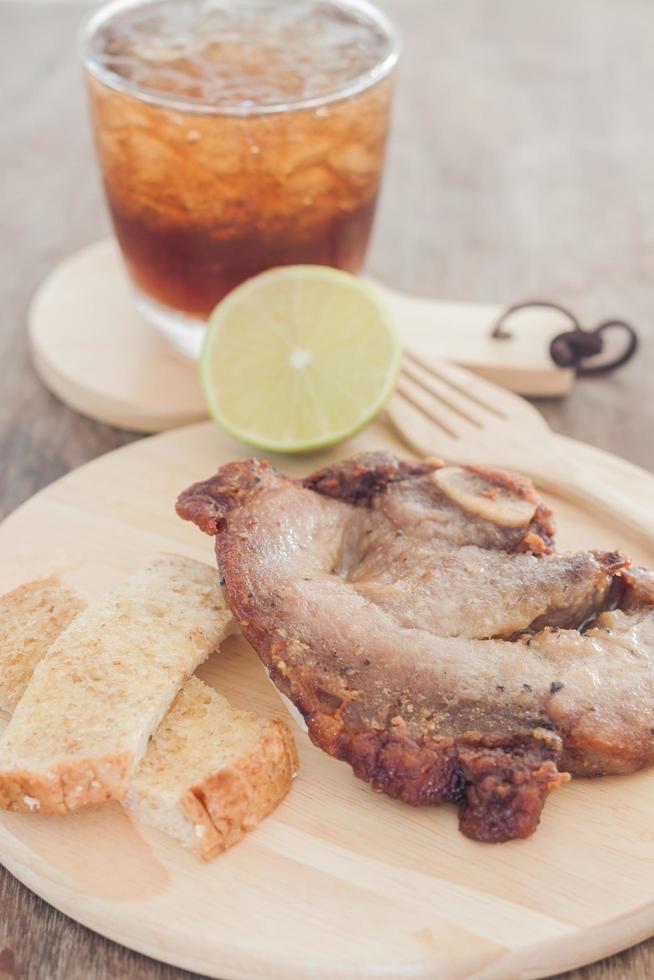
[182, 719, 299, 860]
[0, 752, 132, 814]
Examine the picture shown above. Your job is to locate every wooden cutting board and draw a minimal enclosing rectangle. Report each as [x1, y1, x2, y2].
[0, 419, 653, 980]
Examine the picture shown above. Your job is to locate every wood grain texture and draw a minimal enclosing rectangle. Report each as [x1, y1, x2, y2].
[1, 1, 653, 978]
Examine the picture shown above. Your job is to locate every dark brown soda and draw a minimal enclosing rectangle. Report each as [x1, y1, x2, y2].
[106, 191, 379, 317]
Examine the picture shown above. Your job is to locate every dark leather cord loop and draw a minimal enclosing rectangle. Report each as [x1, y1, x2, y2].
[490, 301, 638, 376]
[492, 301, 581, 339]
[572, 319, 639, 376]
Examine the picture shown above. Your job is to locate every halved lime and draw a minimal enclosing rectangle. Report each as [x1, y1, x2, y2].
[200, 266, 401, 453]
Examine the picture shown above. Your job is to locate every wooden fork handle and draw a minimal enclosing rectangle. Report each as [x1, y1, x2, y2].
[527, 459, 654, 552]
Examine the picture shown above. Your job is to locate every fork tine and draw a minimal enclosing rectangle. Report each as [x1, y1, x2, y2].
[404, 350, 510, 418]
[395, 374, 481, 439]
[401, 357, 485, 427]
[394, 378, 455, 438]
[386, 392, 456, 458]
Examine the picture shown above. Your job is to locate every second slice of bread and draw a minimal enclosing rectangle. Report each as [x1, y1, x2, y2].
[125, 676, 299, 859]
[0, 556, 233, 814]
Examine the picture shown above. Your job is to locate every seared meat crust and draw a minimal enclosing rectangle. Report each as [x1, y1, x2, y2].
[177, 453, 654, 842]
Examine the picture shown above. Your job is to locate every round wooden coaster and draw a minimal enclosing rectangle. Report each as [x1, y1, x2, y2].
[28, 239, 209, 433]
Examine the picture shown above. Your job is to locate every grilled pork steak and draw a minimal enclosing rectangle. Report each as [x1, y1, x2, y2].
[177, 452, 654, 842]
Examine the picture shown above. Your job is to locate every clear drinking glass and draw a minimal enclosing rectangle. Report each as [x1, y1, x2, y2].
[80, 0, 400, 357]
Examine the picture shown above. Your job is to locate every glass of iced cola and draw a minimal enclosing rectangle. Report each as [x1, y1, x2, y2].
[80, 0, 399, 356]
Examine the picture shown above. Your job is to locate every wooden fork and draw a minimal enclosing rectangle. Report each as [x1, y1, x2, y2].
[387, 350, 654, 547]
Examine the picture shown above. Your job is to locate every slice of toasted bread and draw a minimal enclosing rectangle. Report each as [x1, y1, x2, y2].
[0, 556, 234, 814]
[0, 576, 85, 714]
[0, 567, 298, 857]
[126, 676, 299, 859]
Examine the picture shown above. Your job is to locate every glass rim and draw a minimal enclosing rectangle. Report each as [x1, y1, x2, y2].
[79, 0, 401, 117]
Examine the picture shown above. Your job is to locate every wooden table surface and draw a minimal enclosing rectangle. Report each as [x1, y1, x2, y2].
[1, 2, 652, 978]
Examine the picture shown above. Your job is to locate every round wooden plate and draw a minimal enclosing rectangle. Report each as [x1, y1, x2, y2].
[0, 419, 653, 980]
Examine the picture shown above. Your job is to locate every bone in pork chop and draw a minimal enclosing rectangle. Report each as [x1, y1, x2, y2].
[177, 452, 654, 842]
